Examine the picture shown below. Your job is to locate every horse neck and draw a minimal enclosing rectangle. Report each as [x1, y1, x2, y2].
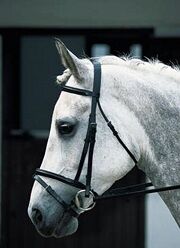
[102, 65, 180, 187]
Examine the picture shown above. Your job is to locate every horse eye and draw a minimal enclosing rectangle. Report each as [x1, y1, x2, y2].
[57, 122, 75, 135]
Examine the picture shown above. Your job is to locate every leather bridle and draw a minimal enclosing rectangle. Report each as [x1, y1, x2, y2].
[34, 60, 180, 218]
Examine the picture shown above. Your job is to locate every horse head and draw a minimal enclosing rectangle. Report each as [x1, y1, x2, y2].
[28, 40, 140, 237]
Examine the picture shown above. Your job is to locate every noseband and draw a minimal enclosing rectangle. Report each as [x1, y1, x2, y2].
[34, 61, 180, 218]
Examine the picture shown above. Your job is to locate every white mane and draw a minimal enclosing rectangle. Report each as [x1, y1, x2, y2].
[98, 56, 180, 83]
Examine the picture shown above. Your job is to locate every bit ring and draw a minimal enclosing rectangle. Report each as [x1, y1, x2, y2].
[74, 190, 96, 211]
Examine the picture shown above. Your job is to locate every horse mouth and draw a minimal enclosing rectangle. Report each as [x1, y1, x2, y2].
[53, 212, 78, 238]
[33, 209, 78, 238]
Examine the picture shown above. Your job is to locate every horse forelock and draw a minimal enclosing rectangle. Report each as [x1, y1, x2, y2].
[56, 69, 71, 84]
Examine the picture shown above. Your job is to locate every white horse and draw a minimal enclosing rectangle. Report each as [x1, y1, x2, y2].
[28, 40, 180, 238]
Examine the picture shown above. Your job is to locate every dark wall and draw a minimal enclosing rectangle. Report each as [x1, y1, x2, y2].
[21, 35, 85, 130]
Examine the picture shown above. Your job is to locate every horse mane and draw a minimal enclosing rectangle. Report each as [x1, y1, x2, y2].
[98, 55, 180, 83]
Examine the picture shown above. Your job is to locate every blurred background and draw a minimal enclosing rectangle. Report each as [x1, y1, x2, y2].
[0, 1, 180, 247]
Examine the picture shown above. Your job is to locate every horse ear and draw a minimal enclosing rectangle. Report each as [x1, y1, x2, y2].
[55, 39, 87, 82]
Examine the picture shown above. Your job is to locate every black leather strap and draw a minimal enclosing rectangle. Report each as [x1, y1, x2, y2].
[74, 120, 92, 181]
[35, 168, 86, 189]
[34, 174, 80, 218]
[34, 175, 69, 209]
[97, 100, 137, 164]
[59, 85, 93, 97]
[84, 61, 101, 196]
[95, 182, 180, 201]
[73, 61, 102, 197]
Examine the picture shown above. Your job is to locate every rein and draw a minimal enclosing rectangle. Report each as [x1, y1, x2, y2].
[34, 60, 180, 217]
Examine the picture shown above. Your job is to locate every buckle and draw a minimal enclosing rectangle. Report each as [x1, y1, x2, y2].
[74, 190, 96, 211]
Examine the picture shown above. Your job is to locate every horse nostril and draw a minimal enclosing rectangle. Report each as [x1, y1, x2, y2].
[32, 208, 43, 225]
[30, 206, 54, 236]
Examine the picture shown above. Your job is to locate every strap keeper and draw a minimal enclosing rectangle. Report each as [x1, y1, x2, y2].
[107, 121, 118, 136]
[90, 122, 97, 129]
[85, 184, 91, 197]
[89, 123, 97, 143]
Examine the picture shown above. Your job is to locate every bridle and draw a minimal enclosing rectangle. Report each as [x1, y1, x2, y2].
[34, 60, 180, 218]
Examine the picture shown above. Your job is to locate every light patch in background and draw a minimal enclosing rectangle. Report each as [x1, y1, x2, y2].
[91, 44, 110, 57]
[146, 193, 180, 248]
[130, 43, 142, 59]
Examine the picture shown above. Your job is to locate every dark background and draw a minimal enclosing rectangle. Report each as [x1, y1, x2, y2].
[1, 28, 180, 248]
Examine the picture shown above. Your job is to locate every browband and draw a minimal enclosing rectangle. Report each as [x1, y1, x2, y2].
[59, 85, 93, 97]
